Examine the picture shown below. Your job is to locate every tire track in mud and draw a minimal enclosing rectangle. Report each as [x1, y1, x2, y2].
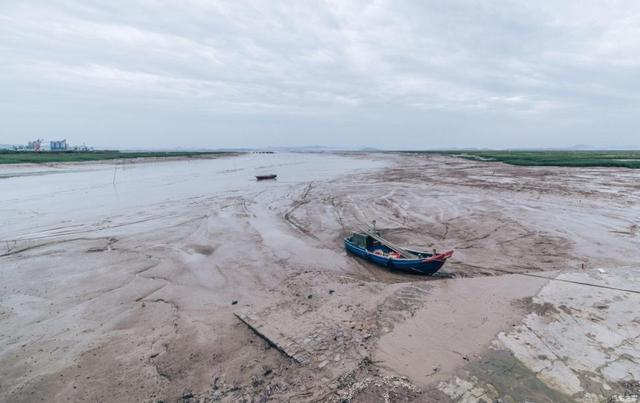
[0, 236, 109, 257]
[1, 212, 209, 258]
[241, 198, 256, 218]
[283, 183, 319, 239]
[329, 196, 346, 232]
[134, 285, 167, 302]
[375, 196, 411, 229]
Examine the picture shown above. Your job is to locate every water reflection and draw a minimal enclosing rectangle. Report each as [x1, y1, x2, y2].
[0, 153, 384, 239]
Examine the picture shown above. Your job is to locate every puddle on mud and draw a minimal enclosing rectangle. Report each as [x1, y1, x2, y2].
[469, 349, 574, 403]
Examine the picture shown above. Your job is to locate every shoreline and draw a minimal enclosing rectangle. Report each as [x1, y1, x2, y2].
[0, 151, 243, 166]
[0, 152, 244, 178]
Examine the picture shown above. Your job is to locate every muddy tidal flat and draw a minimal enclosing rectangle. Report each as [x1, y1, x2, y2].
[1, 152, 639, 402]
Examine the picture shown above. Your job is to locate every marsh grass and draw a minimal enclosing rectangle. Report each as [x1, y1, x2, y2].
[0, 150, 231, 164]
[397, 150, 640, 169]
[457, 151, 640, 169]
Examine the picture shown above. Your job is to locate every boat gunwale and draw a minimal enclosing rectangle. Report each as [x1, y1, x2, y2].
[344, 235, 452, 263]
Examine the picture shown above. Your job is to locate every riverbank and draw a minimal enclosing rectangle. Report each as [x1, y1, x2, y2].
[0, 150, 238, 164]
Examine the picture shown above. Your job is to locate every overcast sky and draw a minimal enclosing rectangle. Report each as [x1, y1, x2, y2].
[1, 1, 639, 149]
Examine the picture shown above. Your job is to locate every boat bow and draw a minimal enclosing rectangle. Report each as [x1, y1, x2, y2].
[422, 250, 454, 263]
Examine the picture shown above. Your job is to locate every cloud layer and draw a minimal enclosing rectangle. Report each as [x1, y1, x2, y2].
[1, 0, 639, 148]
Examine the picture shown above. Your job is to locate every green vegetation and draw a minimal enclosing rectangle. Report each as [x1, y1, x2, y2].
[0, 150, 233, 164]
[453, 150, 640, 169]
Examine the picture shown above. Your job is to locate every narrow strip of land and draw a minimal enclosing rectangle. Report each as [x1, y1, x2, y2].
[0, 151, 237, 164]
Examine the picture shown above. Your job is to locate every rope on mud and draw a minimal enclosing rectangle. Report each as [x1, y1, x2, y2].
[516, 272, 640, 295]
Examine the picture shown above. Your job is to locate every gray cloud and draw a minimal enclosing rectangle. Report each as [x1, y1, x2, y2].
[1, 0, 639, 149]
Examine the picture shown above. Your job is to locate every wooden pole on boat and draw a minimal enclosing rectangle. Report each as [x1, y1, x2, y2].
[361, 227, 419, 259]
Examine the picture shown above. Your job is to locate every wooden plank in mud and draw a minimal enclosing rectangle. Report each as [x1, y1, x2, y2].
[234, 312, 312, 365]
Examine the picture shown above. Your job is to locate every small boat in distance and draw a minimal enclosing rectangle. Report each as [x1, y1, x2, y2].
[345, 228, 453, 275]
[256, 174, 277, 180]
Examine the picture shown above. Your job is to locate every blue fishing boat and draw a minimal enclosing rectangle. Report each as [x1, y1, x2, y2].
[344, 230, 453, 275]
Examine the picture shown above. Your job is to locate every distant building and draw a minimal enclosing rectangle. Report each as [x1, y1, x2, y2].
[27, 139, 43, 151]
[50, 139, 68, 151]
[21, 139, 86, 152]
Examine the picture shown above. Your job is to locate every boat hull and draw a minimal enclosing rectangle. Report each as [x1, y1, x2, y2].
[256, 174, 277, 180]
[344, 238, 450, 275]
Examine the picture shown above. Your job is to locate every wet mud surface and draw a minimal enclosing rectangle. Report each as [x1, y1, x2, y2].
[1, 153, 639, 402]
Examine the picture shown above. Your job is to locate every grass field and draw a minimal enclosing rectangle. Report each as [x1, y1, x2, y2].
[453, 150, 640, 169]
[0, 150, 234, 164]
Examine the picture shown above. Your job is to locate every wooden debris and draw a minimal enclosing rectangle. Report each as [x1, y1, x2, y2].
[235, 312, 312, 364]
